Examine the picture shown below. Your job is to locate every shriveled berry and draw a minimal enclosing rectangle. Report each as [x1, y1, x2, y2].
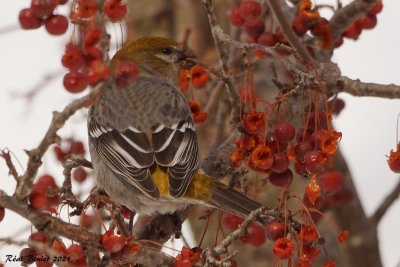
[273, 238, 294, 259]
[299, 225, 318, 245]
[310, 17, 330, 36]
[19, 8, 43, 29]
[104, 0, 128, 22]
[63, 71, 88, 93]
[244, 18, 265, 37]
[304, 150, 326, 172]
[45, 15, 68, 35]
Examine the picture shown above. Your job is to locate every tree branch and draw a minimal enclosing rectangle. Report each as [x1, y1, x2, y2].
[15, 83, 104, 200]
[336, 76, 400, 99]
[266, 0, 317, 66]
[371, 178, 400, 225]
[202, 0, 241, 127]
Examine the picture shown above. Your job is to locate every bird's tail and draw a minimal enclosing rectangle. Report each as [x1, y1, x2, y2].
[209, 185, 263, 218]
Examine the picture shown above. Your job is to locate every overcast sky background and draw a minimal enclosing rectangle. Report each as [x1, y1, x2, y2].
[1, 1, 400, 266]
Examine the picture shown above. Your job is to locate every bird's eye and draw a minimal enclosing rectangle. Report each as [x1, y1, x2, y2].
[161, 47, 173, 55]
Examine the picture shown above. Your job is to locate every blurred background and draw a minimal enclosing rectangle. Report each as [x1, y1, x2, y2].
[0, 0, 399, 266]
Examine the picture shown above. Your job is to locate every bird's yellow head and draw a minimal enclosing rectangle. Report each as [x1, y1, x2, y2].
[110, 36, 196, 83]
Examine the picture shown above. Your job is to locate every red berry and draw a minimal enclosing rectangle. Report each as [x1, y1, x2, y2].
[72, 167, 88, 183]
[271, 153, 289, 173]
[239, 0, 261, 20]
[295, 141, 314, 161]
[303, 193, 323, 210]
[62, 43, 85, 70]
[310, 17, 330, 36]
[19, 8, 43, 29]
[343, 23, 361, 40]
[104, 0, 128, 22]
[335, 36, 344, 48]
[304, 150, 326, 172]
[269, 169, 293, 187]
[0, 206, 5, 222]
[246, 223, 266, 247]
[368, 1, 383, 15]
[273, 238, 294, 259]
[75, 0, 97, 18]
[222, 212, 243, 231]
[114, 61, 139, 89]
[70, 141, 85, 155]
[299, 225, 318, 245]
[319, 171, 343, 192]
[355, 15, 377, 30]
[63, 71, 88, 93]
[296, 128, 313, 142]
[20, 247, 37, 265]
[257, 32, 278, 46]
[328, 98, 345, 115]
[301, 245, 321, 261]
[67, 244, 84, 261]
[265, 221, 286, 241]
[84, 28, 102, 49]
[275, 122, 296, 142]
[102, 230, 127, 253]
[292, 16, 309, 36]
[28, 232, 48, 247]
[244, 18, 265, 37]
[31, 0, 56, 18]
[230, 7, 244, 27]
[45, 15, 68, 35]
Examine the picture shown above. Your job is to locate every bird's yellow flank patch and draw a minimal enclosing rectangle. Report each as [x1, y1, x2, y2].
[151, 167, 213, 201]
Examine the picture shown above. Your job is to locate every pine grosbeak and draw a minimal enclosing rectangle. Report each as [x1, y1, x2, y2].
[88, 36, 260, 219]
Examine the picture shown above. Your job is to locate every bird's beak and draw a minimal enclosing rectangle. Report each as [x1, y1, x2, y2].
[178, 49, 197, 70]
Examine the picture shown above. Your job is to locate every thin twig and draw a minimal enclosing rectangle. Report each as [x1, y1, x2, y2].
[371, 179, 400, 225]
[0, 149, 19, 181]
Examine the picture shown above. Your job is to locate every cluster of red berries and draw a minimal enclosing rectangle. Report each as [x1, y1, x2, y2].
[101, 230, 140, 260]
[230, 0, 292, 57]
[174, 246, 201, 267]
[71, 0, 127, 23]
[53, 140, 89, 183]
[178, 65, 209, 123]
[342, 1, 383, 41]
[29, 175, 60, 214]
[60, 0, 128, 93]
[61, 30, 109, 93]
[290, 0, 334, 48]
[19, 0, 68, 35]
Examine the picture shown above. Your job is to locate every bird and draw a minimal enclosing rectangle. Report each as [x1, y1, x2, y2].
[87, 36, 261, 226]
